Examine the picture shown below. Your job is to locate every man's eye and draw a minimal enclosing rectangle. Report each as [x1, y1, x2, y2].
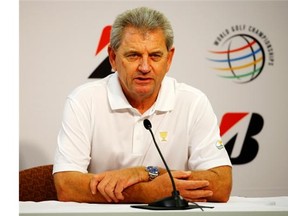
[150, 54, 162, 62]
[126, 54, 139, 61]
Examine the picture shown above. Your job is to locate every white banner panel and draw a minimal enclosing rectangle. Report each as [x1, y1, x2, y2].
[20, 0, 288, 197]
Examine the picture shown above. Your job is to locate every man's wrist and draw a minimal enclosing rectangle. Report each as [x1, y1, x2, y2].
[146, 166, 159, 181]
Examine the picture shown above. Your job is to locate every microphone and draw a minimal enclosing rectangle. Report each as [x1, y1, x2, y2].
[131, 119, 209, 210]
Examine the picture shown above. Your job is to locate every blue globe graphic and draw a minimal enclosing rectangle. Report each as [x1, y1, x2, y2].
[209, 34, 265, 83]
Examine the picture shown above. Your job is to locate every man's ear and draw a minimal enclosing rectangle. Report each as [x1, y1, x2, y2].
[108, 46, 117, 71]
[166, 47, 175, 72]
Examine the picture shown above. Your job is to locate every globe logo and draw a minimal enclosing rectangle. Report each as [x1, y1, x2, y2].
[208, 34, 265, 83]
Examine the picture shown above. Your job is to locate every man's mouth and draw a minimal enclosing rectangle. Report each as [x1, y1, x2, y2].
[134, 77, 152, 83]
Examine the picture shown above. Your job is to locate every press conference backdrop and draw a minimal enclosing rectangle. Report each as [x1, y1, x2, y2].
[20, 0, 288, 197]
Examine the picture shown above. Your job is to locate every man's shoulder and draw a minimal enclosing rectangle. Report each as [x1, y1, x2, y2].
[68, 75, 112, 98]
[165, 76, 206, 98]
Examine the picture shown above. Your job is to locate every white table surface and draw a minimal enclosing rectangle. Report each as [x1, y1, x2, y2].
[19, 196, 288, 216]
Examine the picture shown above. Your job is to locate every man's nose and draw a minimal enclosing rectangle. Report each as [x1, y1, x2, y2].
[138, 57, 151, 73]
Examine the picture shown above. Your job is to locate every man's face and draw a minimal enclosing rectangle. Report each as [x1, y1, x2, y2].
[108, 26, 174, 103]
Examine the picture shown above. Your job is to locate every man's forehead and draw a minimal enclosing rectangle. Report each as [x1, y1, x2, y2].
[119, 27, 166, 50]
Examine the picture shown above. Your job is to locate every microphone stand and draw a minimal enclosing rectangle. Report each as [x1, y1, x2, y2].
[131, 119, 213, 210]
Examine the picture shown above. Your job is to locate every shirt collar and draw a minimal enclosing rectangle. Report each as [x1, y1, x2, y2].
[154, 76, 175, 112]
[107, 73, 132, 110]
[107, 73, 175, 112]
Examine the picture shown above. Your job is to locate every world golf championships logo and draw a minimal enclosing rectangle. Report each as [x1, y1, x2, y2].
[207, 25, 274, 83]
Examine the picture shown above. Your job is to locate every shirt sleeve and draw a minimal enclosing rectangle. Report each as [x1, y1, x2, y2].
[187, 94, 232, 170]
[53, 96, 92, 174]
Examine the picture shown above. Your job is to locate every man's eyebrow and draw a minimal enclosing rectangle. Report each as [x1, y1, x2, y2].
[123, 50, 140, 56]
[123, 49, 140, 53]
[122, 49, 164, 56]
[150, 51, 164, 55]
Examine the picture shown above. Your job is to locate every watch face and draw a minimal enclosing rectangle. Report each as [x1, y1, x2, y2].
[146, 166, 159, 180]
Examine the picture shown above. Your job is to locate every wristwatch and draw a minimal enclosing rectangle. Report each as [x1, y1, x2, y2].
[146, 166, 159, 180]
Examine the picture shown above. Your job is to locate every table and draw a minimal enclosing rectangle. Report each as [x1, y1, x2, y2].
[19, 196, 288, 216]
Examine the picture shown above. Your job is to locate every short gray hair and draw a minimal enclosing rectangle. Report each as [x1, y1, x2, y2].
[110, 7, 174, 51]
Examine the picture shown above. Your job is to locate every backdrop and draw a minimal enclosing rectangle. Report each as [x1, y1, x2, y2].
[20, 0, 288, 197]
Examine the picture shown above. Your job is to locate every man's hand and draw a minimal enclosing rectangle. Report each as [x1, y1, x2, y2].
[150, 171, 213, 202]
[188, 166, 232, 202]
[90, 167, 148, 203]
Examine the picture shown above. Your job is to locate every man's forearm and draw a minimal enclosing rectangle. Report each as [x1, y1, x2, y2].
[54, 169, 162, 203]
[189, 165, 232, 202]
[53, 166, 231, 204]
[54, 172, 108, 203]
[121, 177, 173, 204]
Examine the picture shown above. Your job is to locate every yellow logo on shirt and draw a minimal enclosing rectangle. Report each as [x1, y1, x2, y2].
[159, 131, 168, 142]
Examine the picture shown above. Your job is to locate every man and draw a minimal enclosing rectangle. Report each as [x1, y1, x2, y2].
[53, 7, 232, 204]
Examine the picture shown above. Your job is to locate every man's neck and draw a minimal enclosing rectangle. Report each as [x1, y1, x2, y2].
[128, 97, 156, 114]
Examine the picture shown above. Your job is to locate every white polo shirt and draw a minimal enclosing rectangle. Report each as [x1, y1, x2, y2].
[53, 73, 231, 174]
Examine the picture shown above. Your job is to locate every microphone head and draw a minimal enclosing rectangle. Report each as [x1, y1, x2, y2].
[143, 119, 152, 130]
